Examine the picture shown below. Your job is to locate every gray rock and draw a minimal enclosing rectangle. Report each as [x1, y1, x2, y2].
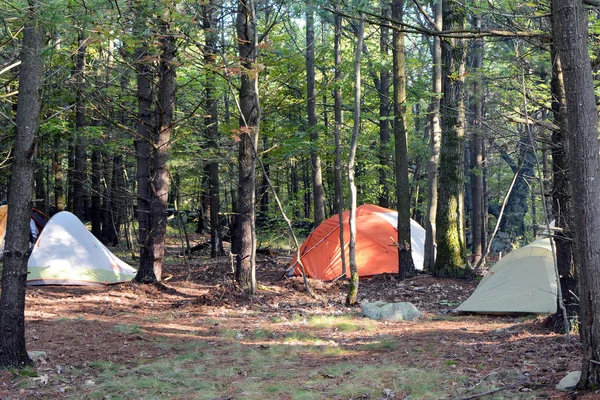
[27, 350, 47, 363]
[362, 301, 422, 321]
[556, 371, 581, 391]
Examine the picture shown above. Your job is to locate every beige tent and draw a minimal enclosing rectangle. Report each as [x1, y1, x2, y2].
[27, 211, 136, 285]
[455, 238, 557, 314]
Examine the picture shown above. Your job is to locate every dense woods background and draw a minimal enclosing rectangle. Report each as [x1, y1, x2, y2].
[2, 0, 600, 389]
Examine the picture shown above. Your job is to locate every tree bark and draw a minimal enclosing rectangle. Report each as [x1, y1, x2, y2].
[377, 0, 391, 209]
[424, 0, 442, 272]
[469, 15, 484, 267]
[235, 0, 260, 294]
[0, 3, 43, 367]
[306, 0, 325, 227]
[133, 0, 153, 277]
[392, 0, 415, 279]
[333, 2, 346, 277]
[136, 5, 176, 284]
[203, 0, 225, 258]
[91, 148, 102, 238]
[547, 47, 576, 333]
[73, 33, 87, 220]
[346, 15, 364, 306]
[53, 136, 65, 211]
[552, 0, 600, 387]
[433, 0, 468, 277]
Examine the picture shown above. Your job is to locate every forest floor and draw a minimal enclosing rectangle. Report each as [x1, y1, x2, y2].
[0, 235, 591, 399]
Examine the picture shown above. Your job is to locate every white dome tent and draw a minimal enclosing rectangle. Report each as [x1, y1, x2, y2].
[27, 211, 137, 286]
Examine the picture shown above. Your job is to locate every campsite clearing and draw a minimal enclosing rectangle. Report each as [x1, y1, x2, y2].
[0, 239, 589, 399]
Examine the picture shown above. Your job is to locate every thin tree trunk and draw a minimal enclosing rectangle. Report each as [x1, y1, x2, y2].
[91, 149, 102, 238]
[235, 0, 260, 294]
[469, 15, 484, 267]
[377, 0, 391, 209]
[53, 137, 65, 211]
[424, 0, 442, 272]
[0, 3, 43, 367]
[203, 0, 225, 257]
[73, 33, 87, 220]
[392, 0, 415, 279]
[346, 15, 364, 306]
[333, 2, 346, 277]
[306, 0, 325, 226]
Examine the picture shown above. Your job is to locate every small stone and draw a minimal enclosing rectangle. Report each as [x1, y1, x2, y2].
[27, 350, 47, 363]
[556, 371, 581, 391]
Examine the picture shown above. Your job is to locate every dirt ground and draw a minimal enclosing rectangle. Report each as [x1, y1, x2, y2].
[0, 240, 590, 399]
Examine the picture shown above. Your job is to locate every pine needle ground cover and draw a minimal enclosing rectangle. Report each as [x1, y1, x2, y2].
[0, 241, 584, 399]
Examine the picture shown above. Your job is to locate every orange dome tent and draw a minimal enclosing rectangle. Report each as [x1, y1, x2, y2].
[291, 204, 426, 281]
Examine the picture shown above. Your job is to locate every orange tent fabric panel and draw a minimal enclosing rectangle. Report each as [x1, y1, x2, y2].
[293, 204, 399, 281]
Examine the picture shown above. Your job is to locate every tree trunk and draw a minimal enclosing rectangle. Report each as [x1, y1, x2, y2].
[137, 11, 176, 284]
[133, 0, 153, 274]
[91, 148, 102, 239]
[546, 48, 576, 333]
[306, 0, 325, 227]
[377, 0, 391, 209]
[333, 2, 346, 276]
[346, 15, 363, 306]
[290, 158, 300, 218]
[0, 4, 43, 367]
[34, 156, 46, 213]
[203, 0, 225, 257]
[73, 33, 87, 220]
[53, 137, 65, 212]
[392, 0, 415, 279]
[235, 0, 260, 294]
[469, 15, 484, 267]
[102, 153, 117, 245]
[552, 0, 600, 387]
[424, 0, 442, 272]
[433, 0, 468, 277]
[110, 155, 125, 246]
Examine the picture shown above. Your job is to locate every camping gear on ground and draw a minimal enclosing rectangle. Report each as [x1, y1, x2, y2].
[290, 204, 426, 281]
[0, 205, 49, 255]
[27, 211, 137, 285]
[455, 237, 557, 314]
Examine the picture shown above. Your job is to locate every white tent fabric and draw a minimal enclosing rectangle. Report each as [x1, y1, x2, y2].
[455, 238, 557, 314]
[373, 211, 427, 271]
[27, 212, 137, 285]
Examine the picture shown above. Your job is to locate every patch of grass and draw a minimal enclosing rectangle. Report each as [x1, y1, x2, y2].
[218, 328, 241, 340]
[283, 330, 318, 344]
[360, 335, 400, 351]
[89, 360, 119, 372]
[249, 328, 274, 340]
[17, 366, 38, 377]
[307, 314, 378, 332]
[439, 299, 461, 307]
[113, 324, 142, 334]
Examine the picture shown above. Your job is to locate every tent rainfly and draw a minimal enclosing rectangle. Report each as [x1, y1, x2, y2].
[291, 204, 426, 281]
[27, 211, 137, 285]
[455, 238, 557, 314]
